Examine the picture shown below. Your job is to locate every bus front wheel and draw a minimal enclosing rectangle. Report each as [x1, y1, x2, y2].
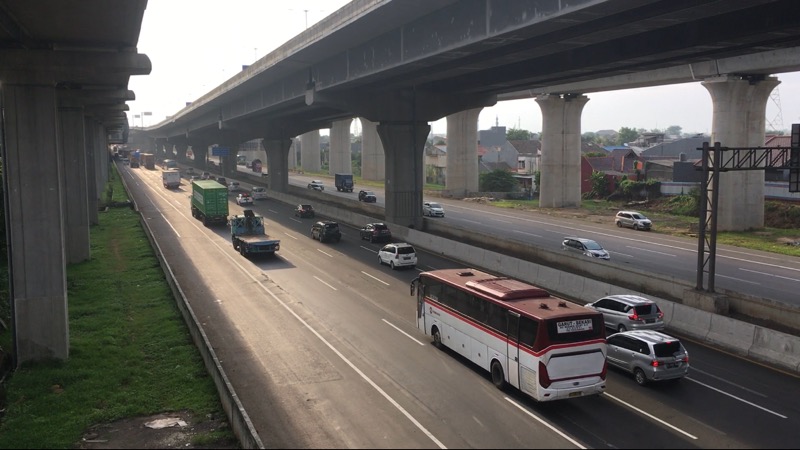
[432, 327, 442, 348]
[491, 360, 506, 390]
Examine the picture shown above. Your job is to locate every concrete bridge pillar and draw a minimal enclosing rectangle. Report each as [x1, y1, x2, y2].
[377, 121, 430, 229]
[2, 83, 70, 365]
[84, 119, 100, 226]
[361, 118, 385, 181]
[264, 138, 292, 192]
[446, 108, 482, 198]
[189, 141, 209, 168]
[702, 75, 779, 231]
[58, 104, 91, 264]
[175, 142, 188, 163]
[288, 138, 298, 169]
[536, 94, 589, 208]
[329, 119, 352, 175]
[301, 130, 321, 172]
[219, 143, 239, 178]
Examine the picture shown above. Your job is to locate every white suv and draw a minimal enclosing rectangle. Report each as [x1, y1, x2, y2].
[615, 211, 652, 231]
[378, 243, 417, 270]
[250, 186, 267, 200]
[308, 180, 324, 191]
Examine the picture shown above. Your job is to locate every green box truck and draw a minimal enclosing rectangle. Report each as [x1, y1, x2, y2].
[191, 180, 229, 226]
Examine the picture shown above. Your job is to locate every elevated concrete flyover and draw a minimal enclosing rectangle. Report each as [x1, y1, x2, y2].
[144, 0, 800, 230]
[1, 0, 151, 365]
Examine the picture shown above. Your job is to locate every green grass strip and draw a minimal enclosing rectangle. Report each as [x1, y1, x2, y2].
[0, 167, 234, 448]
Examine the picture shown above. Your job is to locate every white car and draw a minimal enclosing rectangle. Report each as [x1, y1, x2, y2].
[307, 180, 324, 191]
[227, 181, 241, 192]
[423, 201, 445, 217]
[377, 243, 417, 270]
[235, 193, 253, 206]
[250, 186, 267, 200]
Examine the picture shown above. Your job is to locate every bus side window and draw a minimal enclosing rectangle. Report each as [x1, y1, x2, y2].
[519, 317, 539, 348]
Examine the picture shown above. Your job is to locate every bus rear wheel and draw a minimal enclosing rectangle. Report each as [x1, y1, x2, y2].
[432, 327, 442, 348]
[491, 360, 506, 390]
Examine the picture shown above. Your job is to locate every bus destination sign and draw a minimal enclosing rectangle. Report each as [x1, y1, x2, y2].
[556, 319, 593, 334]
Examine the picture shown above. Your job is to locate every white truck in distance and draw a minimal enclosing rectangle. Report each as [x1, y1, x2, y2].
[162, 169, 181, 189]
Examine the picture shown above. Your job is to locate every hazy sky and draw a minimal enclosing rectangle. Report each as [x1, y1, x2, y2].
[127, 0, 800, 137]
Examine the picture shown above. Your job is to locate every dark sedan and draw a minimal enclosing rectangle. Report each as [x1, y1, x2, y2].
[358, 190, 377, 203]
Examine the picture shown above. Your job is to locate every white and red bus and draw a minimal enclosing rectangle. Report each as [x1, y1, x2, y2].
[412, 268, 607, 401]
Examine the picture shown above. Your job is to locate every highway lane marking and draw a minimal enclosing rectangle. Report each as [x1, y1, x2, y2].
[688, 368, 767, 398]
[158, 210, 181, 237]
[360, 245, 378, 253]
[609, 251, 634, 258]
[513, 230, 542, 238]
[267, 208, 280, 214]
[626, 246, 677, 257]
[195, 224, 447, 449]
[504, 397, 587, 449]
[282, 232, 298, 240]
[603, 393, 698, 440]
[454, 218, 483, 225]
[739, 268, 800, 283]
[686, 378, 787, 419]
[361, 271, 390, 286]
[382, 319, 425, 346]
[317, 249, 334, 258]
[313, 276, 338, 291]
[489, 218, 513, 223]
[715, 274, 760, 284]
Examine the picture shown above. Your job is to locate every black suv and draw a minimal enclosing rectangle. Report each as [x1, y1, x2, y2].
[311, 221, 342, 243]
[359, 223, 392, 243]
[295, 204, 315, 218]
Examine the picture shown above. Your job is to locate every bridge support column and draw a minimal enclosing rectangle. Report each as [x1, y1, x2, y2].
[329, 119, 352, 176]
[378, 121, 430, 229]
[264, 138, 292, 192]
[702, 75, 779, 231]
[219, 144, 239, 178]
[361, 118, 385, 181]
[300, 130, 321, 172]
[446, 108, 482, 198]
[59, 104, 91, 263]
[2, 84, 70, 365]
[176, 142, 188, 163]
[536, 94, 588, 208]
[288, 138, 298, 170]
[83, 119, 104, 225]
[189, 141, 208, 167]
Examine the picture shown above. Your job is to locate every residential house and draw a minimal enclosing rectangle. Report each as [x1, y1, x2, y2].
[764, 134, 792, 181]
[425, 144, 447, 184]
[478, 145, 516, 173]
[510, 139, 541, 175]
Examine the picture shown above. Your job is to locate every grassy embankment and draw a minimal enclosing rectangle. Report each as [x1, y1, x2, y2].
[0, 166, 236, 448]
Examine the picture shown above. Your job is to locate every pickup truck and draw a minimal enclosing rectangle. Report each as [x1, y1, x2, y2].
[230, 210, 280, 257]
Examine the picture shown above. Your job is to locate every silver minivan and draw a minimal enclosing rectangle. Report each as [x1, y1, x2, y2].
[606, 330, 689, 385]
[585, 294, 664, 332]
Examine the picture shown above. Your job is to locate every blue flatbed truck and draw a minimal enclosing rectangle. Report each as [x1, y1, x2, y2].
[230, 210, 280, 257]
